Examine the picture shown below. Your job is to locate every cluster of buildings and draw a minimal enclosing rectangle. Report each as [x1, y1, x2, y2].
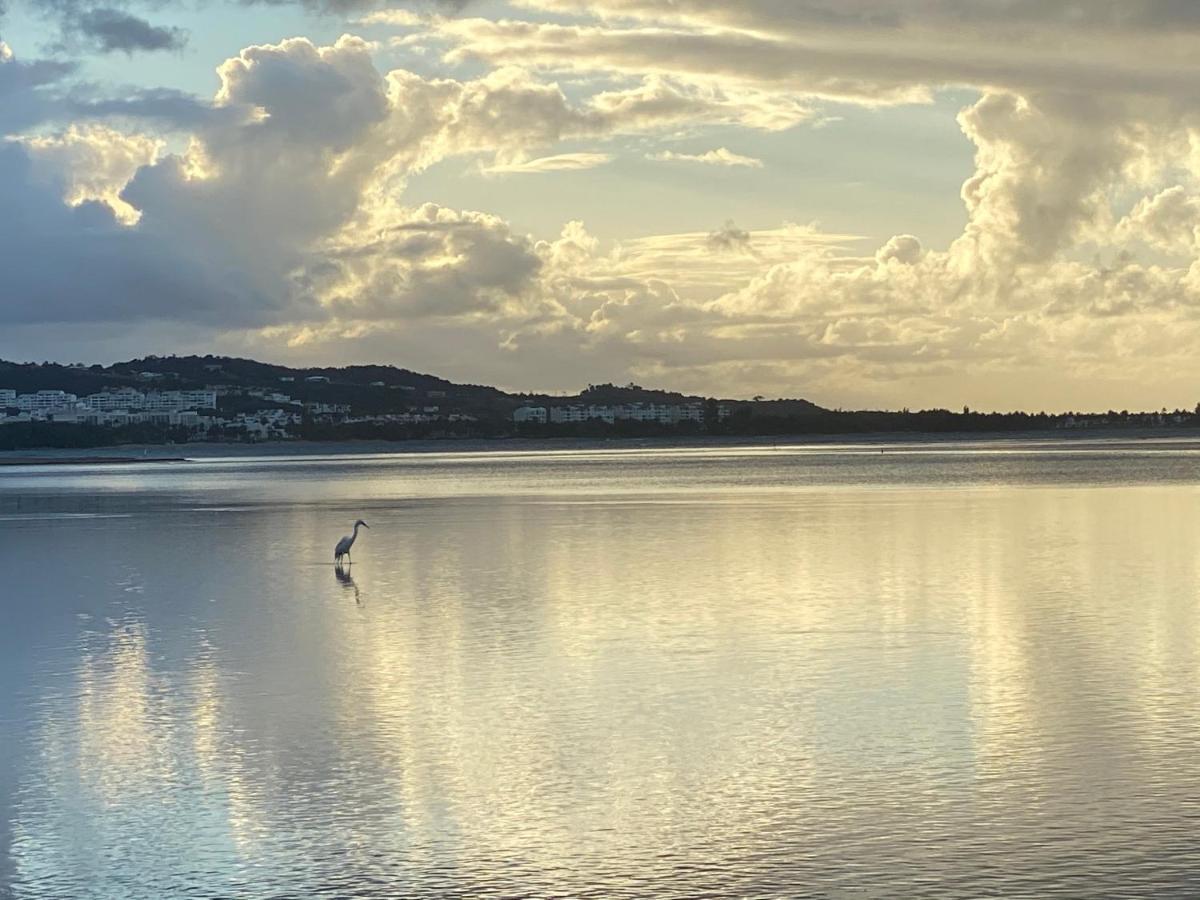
[0, 388, 218, 428]
[1, 383, 477, 439]
[0, 386, 307, 439]
[514, 402, 710, 426]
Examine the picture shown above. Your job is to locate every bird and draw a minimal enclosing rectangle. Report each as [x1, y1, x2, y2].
[334, 519, 369, 565]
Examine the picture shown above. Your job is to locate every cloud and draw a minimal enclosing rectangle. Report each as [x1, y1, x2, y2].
[9, 7, 1200, 407]
[705, 220, 753, 253]
[0, 40, 230, 135]
[648, 147, 762, 167]
[0, 142, 258, 327]
[1116, 186, 1200, 254]
[0, 41, 75, 133]
[66, 8, 187, 54]
[482, 151, 611, 175]
[0, 35, 797, 332]
[307, 203, 544, 321]
[875, 234, 923, 266]
[15, 123, 162, 222]
[433, 4, 1200, 107]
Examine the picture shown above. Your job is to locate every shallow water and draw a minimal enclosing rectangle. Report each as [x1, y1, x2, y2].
[2, 441, 1200, 898]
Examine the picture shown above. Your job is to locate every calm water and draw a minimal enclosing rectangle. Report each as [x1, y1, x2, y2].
[2, 440, 1200, 898]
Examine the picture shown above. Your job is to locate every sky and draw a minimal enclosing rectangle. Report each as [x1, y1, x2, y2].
[2, 1, 1200, 409]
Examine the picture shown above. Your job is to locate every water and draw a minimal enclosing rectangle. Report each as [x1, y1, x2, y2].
[2, 440, 1200, 898]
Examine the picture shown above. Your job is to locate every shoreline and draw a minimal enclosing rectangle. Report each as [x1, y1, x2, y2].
[0, 455, 187, 467]
[3, 427, 1200, 467]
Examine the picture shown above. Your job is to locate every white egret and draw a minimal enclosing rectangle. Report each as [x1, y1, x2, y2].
[334, 519, 369, 564]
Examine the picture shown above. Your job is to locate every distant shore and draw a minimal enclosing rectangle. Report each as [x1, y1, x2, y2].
[3, 426, 1200, 469]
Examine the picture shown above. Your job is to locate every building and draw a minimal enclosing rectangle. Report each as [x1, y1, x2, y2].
[513, 406, 548, 424]
[144, 390, 217, 411]
[0, 389, 16, 407]
[16, 390, 78, 412]
[545, 402, 705, 426]
[82, 388, 146, 411]
[80, 388, 216, 413]
[305, 375, 331, 384]
[549, 405, 589, 424]
[305, 402, 350, 415]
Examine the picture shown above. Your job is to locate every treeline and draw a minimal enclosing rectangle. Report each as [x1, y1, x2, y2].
[717, 409, 1075, 435]
[295, 419, 496, 442]
[5, 408, 1199, 451]
[0, 422, 194, 451]
[514, 408, 1200, 439]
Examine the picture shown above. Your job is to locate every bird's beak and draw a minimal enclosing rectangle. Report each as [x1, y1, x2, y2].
[363, 523, 370, 528]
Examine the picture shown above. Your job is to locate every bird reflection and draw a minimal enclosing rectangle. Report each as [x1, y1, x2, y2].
[334, 563, 362, 606]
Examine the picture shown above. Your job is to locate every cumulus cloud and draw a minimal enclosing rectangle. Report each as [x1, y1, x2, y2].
[0, 35, 814, 334]
[16, 123, 161, 222]
[1117, 187, 1200, 254]
[875, 234, 922, 266]
[648, 147, 762, 168]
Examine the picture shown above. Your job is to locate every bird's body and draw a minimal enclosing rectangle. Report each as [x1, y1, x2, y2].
[334, 519, 369, 564]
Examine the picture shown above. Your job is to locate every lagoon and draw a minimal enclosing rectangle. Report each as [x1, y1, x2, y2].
[2, 441, 1200, 897]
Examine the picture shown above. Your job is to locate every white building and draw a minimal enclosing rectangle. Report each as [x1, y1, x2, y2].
[549, 405, 589, 424]
[83, 388, 146, 411]
[143, 390, 217, 411]
[17, 390, 78, 411]
[79, 388, 216, 413]
[0, 389, 16, 406]
[305, 402, 350, 416]
[547, 402, 705, 426]
[513, 406, 548, 424]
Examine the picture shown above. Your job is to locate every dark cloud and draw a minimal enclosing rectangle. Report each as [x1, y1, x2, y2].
[65, 86, 230, 128]
[706, 220, 752, 253]
[0, 45, 75, 132]
[1, 40, 233, 134]
[68, 8, 186, 53]
[8, 0, 187, 55]
[0, 143, 267, 326]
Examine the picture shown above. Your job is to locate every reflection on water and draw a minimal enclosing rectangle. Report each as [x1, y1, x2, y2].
[2, 443, 1200, 897]
[334, 563, 361, 606]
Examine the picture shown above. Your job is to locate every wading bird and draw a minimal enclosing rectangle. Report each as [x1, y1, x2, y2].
[334, 519, 369, 565]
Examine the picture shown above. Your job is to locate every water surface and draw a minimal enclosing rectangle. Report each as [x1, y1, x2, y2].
[2, 441, 1200, 897]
